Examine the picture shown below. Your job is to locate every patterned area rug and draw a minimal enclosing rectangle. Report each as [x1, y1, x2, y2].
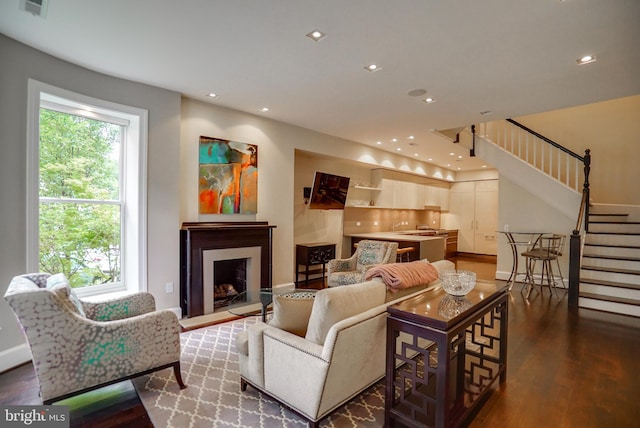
[132, 317, 385, 427]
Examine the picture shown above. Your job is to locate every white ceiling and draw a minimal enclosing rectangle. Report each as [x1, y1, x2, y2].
[2, 0, 639, 171]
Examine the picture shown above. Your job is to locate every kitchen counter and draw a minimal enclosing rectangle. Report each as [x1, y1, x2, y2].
[345, 232, 446, 261]
[383, 229, 448, 236]
[346, 231, 445, 241]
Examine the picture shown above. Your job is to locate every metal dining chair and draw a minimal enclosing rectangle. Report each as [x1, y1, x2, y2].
[521, 234, 566, 298]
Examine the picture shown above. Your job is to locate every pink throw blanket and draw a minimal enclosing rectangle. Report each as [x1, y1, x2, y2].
[365, 261, 439, 292]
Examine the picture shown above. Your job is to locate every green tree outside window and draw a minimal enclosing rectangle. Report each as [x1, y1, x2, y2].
[39, 109, 122, 288]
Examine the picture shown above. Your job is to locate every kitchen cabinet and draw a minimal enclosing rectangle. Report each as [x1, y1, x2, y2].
[349, 234, 445, 262]
[448, 180, 498, 255]
[424, 182, 450, 210]
[445, 230, 458, 257]
[371, 169, 450, 210]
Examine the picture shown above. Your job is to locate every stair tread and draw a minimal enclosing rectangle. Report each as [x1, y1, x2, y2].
[589, 213, 629, 217]
[589, 221, 640, 225]
[579, 292, 640, 306]
[581, 265, 640, 275]
[584, 243, 640, 250]
[586, 231, 640, 236]
[580, 278, 640, 290]
[582, 253, 640, 262]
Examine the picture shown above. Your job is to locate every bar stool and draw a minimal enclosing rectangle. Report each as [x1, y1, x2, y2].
[396, 247, 415, 262]
[521, 234, 566, 298]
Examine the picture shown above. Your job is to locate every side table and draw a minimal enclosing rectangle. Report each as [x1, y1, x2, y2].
[295, 242, 336, 288]
[385, 280, 509, 428]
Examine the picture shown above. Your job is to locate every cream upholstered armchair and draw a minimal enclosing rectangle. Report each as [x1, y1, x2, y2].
[327, 239, 398, 287]
[4, 273, 186, 404]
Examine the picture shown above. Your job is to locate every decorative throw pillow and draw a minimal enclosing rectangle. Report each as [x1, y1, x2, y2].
[305, 280, 386, 346]
[268, 291, 316, 337]
[46, 273, 86, 317]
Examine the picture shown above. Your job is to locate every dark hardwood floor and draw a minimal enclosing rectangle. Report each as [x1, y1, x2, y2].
[0, 364, 152, 428]
[2, 256, 640, 427]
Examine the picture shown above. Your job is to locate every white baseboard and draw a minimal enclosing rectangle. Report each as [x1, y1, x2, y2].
[495, 270, 568, 288]
[274, 282, 295, 291]
[0, 343, 31, 374]
[495, 270, 511, 281]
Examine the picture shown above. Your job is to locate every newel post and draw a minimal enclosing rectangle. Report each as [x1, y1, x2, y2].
[568, 148, 591, 308]
[583, 149, 591, 232]
[568, 230, 581, 308]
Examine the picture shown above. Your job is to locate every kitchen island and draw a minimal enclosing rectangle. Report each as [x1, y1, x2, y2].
[345, 232, 446, 262]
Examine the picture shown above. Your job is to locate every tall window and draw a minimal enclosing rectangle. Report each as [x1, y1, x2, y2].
[27, 80, 148, 297]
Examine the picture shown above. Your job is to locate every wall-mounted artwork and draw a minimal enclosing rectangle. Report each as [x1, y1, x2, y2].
[199, 136, 258, 214]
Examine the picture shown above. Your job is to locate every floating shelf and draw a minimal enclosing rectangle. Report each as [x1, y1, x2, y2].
[352, 185, 382, 191]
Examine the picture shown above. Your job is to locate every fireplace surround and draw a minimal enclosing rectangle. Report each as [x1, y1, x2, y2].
[202, 246, 260, 314]
[180, 222, 275, 318]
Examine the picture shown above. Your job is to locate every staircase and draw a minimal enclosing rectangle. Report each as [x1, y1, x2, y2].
[464, 119, 640, 318]
[579, 207, 640, 317]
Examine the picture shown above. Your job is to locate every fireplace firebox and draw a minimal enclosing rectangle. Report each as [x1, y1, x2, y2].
[213, 258, 246, 310]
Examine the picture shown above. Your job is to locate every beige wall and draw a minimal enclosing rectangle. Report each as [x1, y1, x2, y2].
[496, 176, 575, 281]
[180, 97, 296, 286]
[514, 95, 640, 205]
[294, 152, 355, 259]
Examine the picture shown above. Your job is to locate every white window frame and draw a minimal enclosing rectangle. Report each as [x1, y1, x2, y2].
[26, 79, 148, 297]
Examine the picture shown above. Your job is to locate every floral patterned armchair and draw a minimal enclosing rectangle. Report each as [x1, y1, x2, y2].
[4, 273, 186, 404]
[327, 240, 398, 287]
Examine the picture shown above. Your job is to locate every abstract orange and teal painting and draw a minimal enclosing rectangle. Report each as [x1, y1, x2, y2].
[199, 136, 258, 214]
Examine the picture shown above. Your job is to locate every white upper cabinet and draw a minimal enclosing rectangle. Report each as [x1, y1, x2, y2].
[371, 169, 449, 210]
[372, 169, 451, 210]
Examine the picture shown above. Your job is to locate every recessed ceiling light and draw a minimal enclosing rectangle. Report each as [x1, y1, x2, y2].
[408, 135, 415, 139]
[365, 64, 382, 72]
[449, 152, 455, 156]
[414, 153, 419, 157]
[423, 98, 436, 104]
[207, 93, 217, 98]
[260, 107, 269, 113]
[306, 30, 326, 41]
[376, 141, 382, 145]
[577, 55, 596, 65]
[447, 163, 451, 167]
[457, 155, 463, 159]
[391, 138, 397, 142]
[407, 89, 427, 97]
[482, 165, 487, 168]
[428, 158, 433, 161]
[457, 167, 461, 170]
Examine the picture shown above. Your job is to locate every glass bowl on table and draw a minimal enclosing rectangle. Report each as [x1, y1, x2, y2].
[439, 270, 477, 296]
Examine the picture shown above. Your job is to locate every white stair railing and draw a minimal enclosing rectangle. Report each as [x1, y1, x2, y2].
[477, 119, 586, 193]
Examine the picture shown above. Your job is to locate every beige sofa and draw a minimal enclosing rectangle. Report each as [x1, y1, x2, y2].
[235, 259, 454, 427]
